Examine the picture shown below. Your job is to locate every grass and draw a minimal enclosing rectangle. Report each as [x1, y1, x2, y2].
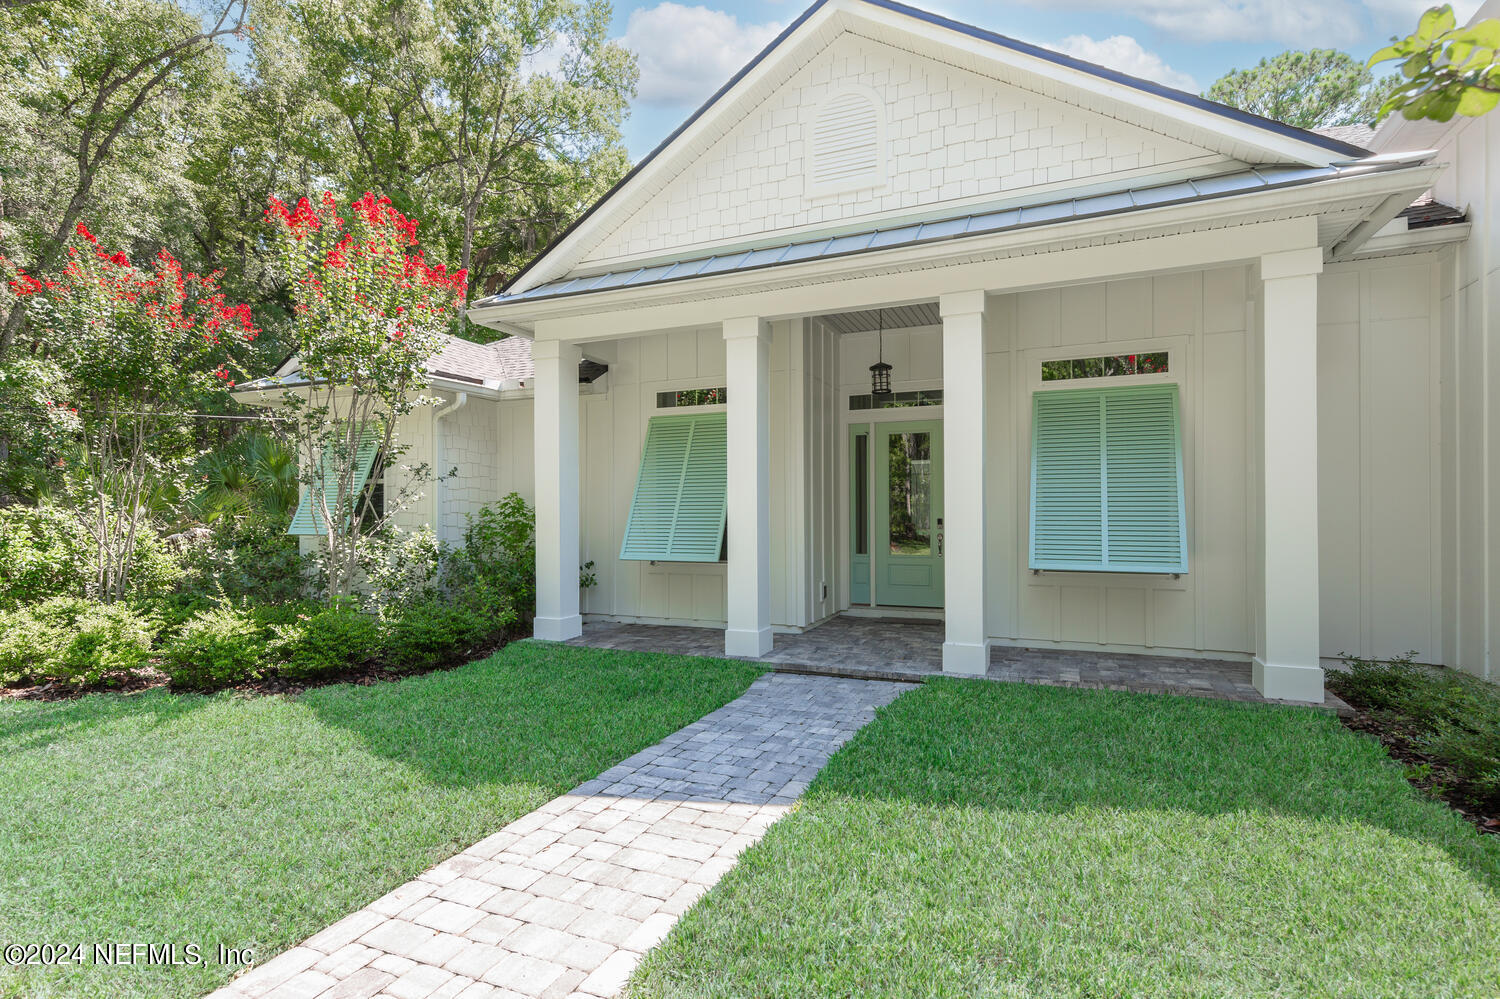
[0, 642, 763, 999]
[630, 679, 1500, 999]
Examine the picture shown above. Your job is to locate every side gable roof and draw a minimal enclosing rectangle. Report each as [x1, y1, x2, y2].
[496, 0, 1371, 299]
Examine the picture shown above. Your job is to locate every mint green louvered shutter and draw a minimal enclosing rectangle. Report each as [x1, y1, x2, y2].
[1103, 387, 1186, 572]
[1029, 385, 1186, 573]
[620, 414, 728, 562]
[288, 424, 383, 535]
[1030, 391, 1105, 569]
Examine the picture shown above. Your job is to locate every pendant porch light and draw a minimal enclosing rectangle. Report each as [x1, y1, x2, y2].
[869, 308, 893, 397]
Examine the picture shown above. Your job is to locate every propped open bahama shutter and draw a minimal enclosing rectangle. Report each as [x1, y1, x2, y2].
[620, 413, 727, 562]
[1030, 391, 1104, 568]
[1103, 388, 1186, 571]
[288, 424, 383, 535]
[1029, 384, 1186, 573]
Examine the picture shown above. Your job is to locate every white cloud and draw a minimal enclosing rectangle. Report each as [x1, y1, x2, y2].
[1021, 0, 1485, 45]
[621, 3, 785, 107]
[1054, 34, 1199, 92]
[1016, 0, 1365, 45]
[1361, 0, 1483, 26]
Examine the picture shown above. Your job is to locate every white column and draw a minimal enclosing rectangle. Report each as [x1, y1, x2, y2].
[723, 317, 773, 657]
[1256, 248, 1324, 701]
[940, 290, 991, 675]
[532, 337, 582, 642]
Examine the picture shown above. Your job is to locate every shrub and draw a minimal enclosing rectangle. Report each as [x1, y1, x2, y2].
[0, 505, 92, 609]
[1331, 654, 1500, 811]
[447, 494, 535, 621]
[0, 597, 154, 685]
[126, 528, 185, 599]
[176, 519, 311, 604]
[139, 592, 215, 639]
[355, 526, 446, 614]
[157, 605, 269, 691]
[384, 599, 507, 671]
[270, 604, 381, 680]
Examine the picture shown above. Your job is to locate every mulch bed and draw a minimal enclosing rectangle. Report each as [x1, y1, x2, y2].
[0, 635, 514, 703]
[1333, 690, 1500, 837]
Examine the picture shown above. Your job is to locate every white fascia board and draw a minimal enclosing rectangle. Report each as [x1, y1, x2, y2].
[471, 164, 1440, 336]
[1344, 223, 1471, 259]
[428, 375, 504, 399]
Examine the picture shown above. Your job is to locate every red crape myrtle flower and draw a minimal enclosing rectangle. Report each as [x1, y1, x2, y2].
[265, 191, 466, 385]
[9, 225, 260, 399]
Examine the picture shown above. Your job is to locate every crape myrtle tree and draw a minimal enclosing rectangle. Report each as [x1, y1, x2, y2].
[2, 224, 259, 600]
[264, 191, 466, 601]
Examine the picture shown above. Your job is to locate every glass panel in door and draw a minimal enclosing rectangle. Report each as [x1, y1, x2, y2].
[873, 420, 943, 608]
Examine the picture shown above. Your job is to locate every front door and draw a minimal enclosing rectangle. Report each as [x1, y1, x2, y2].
[850, 420, 944, 608]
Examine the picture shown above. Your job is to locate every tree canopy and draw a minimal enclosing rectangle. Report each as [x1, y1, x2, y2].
[0, 0, 637, 372]
[1205, 49, 1401, 129]
[1369, 4, 1500, 123]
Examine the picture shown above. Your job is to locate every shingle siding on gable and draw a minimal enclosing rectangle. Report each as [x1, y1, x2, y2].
[579, 33, 1229, 268]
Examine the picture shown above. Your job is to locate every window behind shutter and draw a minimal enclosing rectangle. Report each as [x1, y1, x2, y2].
[620, 413, 728, 562]
[1029, 385, 1186, 573]
[288, 424, 383, 536]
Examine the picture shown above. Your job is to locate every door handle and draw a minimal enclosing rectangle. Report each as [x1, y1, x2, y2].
[936, 518, 943, 557]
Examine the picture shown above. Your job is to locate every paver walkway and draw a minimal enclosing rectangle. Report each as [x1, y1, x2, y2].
[572, 617, 1351, 712]
[212, 673, 907, 999]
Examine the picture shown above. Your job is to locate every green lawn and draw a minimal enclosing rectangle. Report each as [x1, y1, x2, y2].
[630, 678, 1500, 999]
[0, 642, 763, 999]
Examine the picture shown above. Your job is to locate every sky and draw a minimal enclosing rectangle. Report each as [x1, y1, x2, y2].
[602, 0, 1485, 159]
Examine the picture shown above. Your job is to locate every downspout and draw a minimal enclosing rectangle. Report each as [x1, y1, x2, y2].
[433, 391, 469, 544]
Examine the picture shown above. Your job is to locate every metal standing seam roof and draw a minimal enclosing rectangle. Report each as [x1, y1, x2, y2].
[475, 159, 1425, 309]
[495, 0, 1374, 299]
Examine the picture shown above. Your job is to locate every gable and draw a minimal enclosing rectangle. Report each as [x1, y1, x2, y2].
[576, 32, 1232, 270]
[498, 0, 1369, 297]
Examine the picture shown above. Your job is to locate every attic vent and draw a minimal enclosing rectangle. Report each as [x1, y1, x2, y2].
[806, 88, 885, 197]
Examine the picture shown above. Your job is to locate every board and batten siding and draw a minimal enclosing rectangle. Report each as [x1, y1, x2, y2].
[1422, 78, 1498, 680]
[833, 263, 1442, 662]
[571, 323, 813, 630]
[984, 270, 1249, 656]
[1317, 254, 1444, 664]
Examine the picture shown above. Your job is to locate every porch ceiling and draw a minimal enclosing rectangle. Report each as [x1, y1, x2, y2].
[817, 302, 940, 333]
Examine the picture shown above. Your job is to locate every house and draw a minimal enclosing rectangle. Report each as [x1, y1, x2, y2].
[258, 0, 1500, 704]
[234, 334, 607, 548]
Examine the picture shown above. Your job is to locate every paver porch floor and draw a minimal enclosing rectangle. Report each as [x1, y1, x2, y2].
[571, 615, 1350, 713]
[211, 673, 907, 999]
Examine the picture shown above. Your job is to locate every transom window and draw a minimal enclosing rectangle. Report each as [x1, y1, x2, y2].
[656, 387, 726, 408]
[1042, 352, 1168, 382]
[849, 389, 943, 410]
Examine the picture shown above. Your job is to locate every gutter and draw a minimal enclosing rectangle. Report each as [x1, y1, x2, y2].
[433, 391, 469, 545]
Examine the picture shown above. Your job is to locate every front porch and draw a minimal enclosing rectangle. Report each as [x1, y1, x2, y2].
[568, 616, 1350, 711]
